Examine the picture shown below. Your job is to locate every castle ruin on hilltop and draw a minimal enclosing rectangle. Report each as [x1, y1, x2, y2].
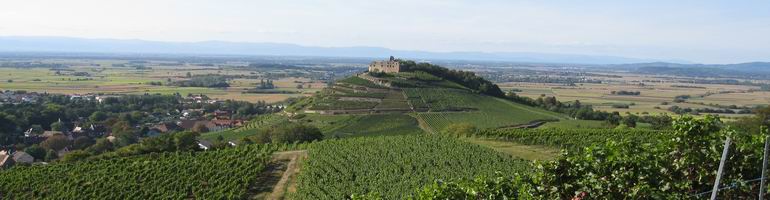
[368, 56, 401, 73]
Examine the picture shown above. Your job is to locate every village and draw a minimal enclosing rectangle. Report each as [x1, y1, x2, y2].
[0, 91, 280, 168]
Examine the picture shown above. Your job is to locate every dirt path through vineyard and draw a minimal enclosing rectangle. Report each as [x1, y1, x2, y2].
[256, 150, 307, 200]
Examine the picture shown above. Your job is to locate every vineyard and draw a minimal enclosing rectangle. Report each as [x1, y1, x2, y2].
[300, 114, 424, 137]
[404, 88, 478, 111]
[409, 89, 564, 132]
[0, 143, 310, 199]
[476, 128, 668, 150]
[336, 76, 387, 89]
[293, 134, 530, 199]
[325, 114, 424, 137]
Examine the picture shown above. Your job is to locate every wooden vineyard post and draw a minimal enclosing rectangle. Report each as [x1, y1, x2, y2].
[761, 135, 770, 200]
[711, 137, 732, 200]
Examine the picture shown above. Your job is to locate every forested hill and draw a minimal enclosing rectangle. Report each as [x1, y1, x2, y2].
[398, 60, 505, 97]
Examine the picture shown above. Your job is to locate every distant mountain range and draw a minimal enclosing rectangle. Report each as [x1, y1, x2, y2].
[0, 36, 684, 65]
[611, 62, 770, 79]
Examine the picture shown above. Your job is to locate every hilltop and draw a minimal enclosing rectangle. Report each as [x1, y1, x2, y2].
[280, 60, 563, 133]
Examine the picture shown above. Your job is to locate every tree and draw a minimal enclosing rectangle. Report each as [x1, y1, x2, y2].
[173, 131, 200, 151]
[50, 121, 63, 132]
[41, 134, 71, 151]
[30, 124, 44, 135]
[60, 150, 92, 162]
[85, 139, 114, 154]
[622, 114, 638, 128]
[44, 149, 58, 161]
[24, 144, 46, 161]
[89, 111, 108, 122]
[111, 120, 132, 134]
[192, 123, 209, 133]
[247, 123, 322, 144]
[72, 136, 95, 150]
[112, 131, 138, 147]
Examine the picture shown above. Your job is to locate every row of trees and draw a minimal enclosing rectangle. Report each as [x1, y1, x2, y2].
[399, 60, 505, 97]
[172, 75, 230, 88]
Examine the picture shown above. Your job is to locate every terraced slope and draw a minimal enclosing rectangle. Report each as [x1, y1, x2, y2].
[406, 88, 565, 132]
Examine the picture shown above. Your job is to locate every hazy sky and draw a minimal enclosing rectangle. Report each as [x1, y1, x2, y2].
[1, 0, 768, 63]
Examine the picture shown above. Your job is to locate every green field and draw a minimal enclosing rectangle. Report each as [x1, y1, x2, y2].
[294, 134, 529, 199]
[408, 88, 565, 132]
[0, 66, 322, 103]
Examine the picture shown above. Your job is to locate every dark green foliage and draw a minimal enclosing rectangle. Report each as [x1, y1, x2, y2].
[506, 93, 616, 121]
[172, 75, 229, 87]
[245, 122, 323, 144]
[23, 145, 46, 160]
[399, 60, 505, 97]
[94, 131, 201, 159]
[59, 150, 92, 162]
[72, 136, 95, 150]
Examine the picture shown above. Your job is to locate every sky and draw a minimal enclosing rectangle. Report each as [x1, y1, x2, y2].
[0, 0, 768, 64]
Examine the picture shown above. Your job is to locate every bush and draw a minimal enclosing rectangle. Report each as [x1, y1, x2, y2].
[60, 150, 92, 162]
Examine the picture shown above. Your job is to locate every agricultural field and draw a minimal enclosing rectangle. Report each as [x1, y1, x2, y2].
[0, 143, 287, 199]
[407, 88, 565, 132]
[0, 61, 328, 103]
[293, 134, 530, 199]
[499, 72, 768, 120]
